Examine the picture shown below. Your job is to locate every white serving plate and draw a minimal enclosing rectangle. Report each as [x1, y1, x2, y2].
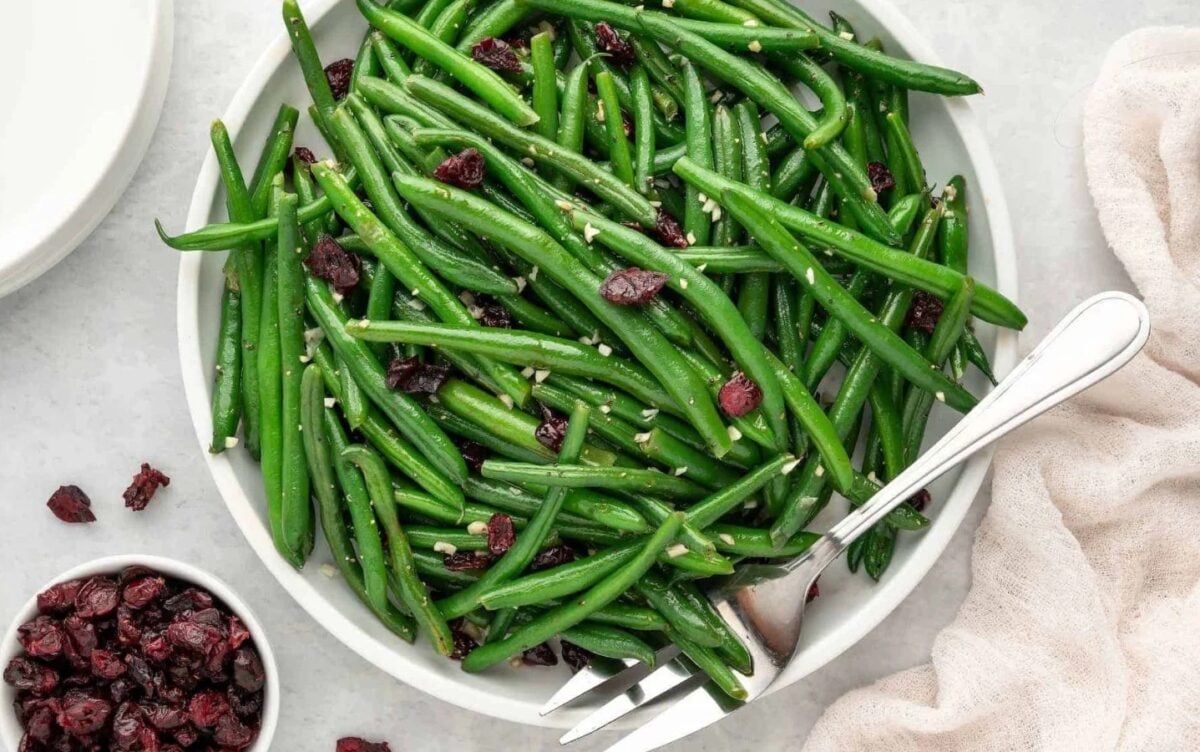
[176, 0, 1018, 729]
[0, 0, 173, 298]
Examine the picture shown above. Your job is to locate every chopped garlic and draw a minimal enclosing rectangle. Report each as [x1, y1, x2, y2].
[839, 31, 856, 41]
[641, 408, 660, 419]
[320, 564, 338, 579]
[935, 391, 946, 403]
[814, 464, 825, 477]
[673, 466, 688, 476]
[499, 394, 515, 409]
[323, 397, 337, 409]
[224, 436, 239, 449]
[433, 541, 458, 555]
[513, 276, 527, 293]
[534, 369, 551, 383]
[634, 432, 653, 444]
[584, 223, 600, 243]
[597, 343, 613, 357]
[805, 267, 816, 285]
[782, 458, 801, 475]
[748, 40, 763, 53]
[718, 533, 736, 546]
[728, 425, 743, 441]
[467, 521, 488, 535]
[665, 543, 689, 558]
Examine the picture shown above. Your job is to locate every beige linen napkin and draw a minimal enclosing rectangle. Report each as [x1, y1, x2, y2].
[801, 28, 1200, 752]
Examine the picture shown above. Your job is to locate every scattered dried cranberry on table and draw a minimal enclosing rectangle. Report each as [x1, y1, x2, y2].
[718, 372, 764, 417]
[4, 567, 265, 751]
[433, 147, 487, 189]
[337, 737, 392, 752]
[470, 37, 523, 74]
[324, 58, 355, 100]
[123, 463, 170, 511]
[46, 485, 95, 524]
[599, 268, 671, 305]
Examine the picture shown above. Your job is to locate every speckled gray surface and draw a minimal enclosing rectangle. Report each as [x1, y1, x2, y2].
[1, 1, 1192, 749]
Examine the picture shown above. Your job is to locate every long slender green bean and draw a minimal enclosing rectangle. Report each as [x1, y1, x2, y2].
[530, 31, 559, 142]
[482, 461, 708, 500]
[210, 277, 243, 454]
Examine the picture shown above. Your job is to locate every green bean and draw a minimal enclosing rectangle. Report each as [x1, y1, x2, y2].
[209, 121, 258, 455]
[390, 172, 733, 457]
[770, 144, 816, 203]
[672, 247, 780, 274]
[773, 54, 848, 149]
[461, 512, 684, 671]
[438, 403, 591, 619]
[351, 320, 679, 412]
[801, 272, 869, 392]
[484, 607, 519, 643]
[725, 0, 982, 96]
[679, 60, 714, 246]
[455, 0, 532, 51]
[710, 525, 819, 558]
[674, 580, 751, 673]
[939, 175, 969, 380]
[710, 104, 742, 248]
[668, 628, 748, 701]
[352, 29, 380, 97]
[567, 210, 801, 456]
[463, 476, 648, 534]
[636, 574, 721, 648]
[561, 601, 667, 632]
[672, 158, 1027, 330]
[413, 0, 475, 77]
[868, 382, 905, 481]
[888, 193, 924, 236]
[902, 278, 974, 464]
[290, 157, 323, 243]
[256, 181, 296, 568]
[772, 278, 802, 378]
[405, 75, 659, 226]
[685, 455, 792, 529]
[562, 623, 658, 665]
[481, 542, 639, 609]
[529, 31, 559, 142]
[531, 382, 739, 489]
[732, 101, 771, 341]
[404, 525, 503, 552]
[250, 106, 302, 214]
[364, 277, 396, 366]
[631, 32, 684, 101]
[360, 76, 458, 131]
[883, 112, 927, 198]
[629, 66, 657, 196]
[663, 0, 756, 24]
[593, 70, 636, 190]
[553, 58, 590, 192]
[332, 351, 368, 429]
[307, 277, 468, 487]
[210, 276, 243, 454]
[275, 190, 314, 563]
[482, 461, 707, 500]
[343, 444, 456, 655]
[338, 101, 522, 300]
[371, 30, 412, 83]
[359, 0, 540, 126]
[676, 347, 777, 453]
[437, 378, 620, 466]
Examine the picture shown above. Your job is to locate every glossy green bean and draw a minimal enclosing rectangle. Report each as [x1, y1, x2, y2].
[710, 525, 819, 558]
[561, 623, 658, 665]
[413, 0, 475, 77]
[371, 30, 412, 83]
[455, 0, 531, 51]
[530, 31, 559, 142]
[801, 272, 869, 392]
[359, 0, 540, 126]
[460, 512, 684, 671]
[282, 0, 341, 152]
[463, 476, 649, 534]
[672, 157, 1027, 330]
[210, 279, 242, 454]
[680, 60, 714, 246]
[553, 59, 590, 192]
[482, 461, 708, 501]
[390, 171, 733, 457]
[774, 54, 848, 149]
[686, 455, 793, 529]
[675, 580, 751, 674]
[883, 112, 928, 198]
[629, 65, 656, 195]
[594, 70, 636, 189]
[343, 444, 456, 655]
[710, 104, 742, 248]
[480, 542, 639, 609]
[669, 628, 747, 700]
[636, 573, 722, 648]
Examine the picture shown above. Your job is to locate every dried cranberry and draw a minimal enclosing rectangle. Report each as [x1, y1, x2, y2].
[718, 372, 764, 417]
[521, 643, 558, 667]
[24, 703, 56, 744]
[443, 551, 493, 572]
[38, 579, 84, 613]
[599, 267, 670, 305]
[231, 648, 264, 693]
[560, 641, 593, 673]
[90, 649, 127, 680]
[324, 58, 355, 100]
[189, 606, 223, 628]
[293, 146, 317, 166]
[867, 162, 896, 194]
[433, 148, 487, 189]
[905, 291, 943, 334]
[448, 620, 478, 661]
[486, 513, 516, 556]
[214, 713, 256, 749]
[111, 702, 147, 749]
[47, 485, 95, 523]
[123, 575, 167, 609]
[141, 630, 173, 663]
[109, 677, 136, 703]
[653, 209, 689, 248]
[594, 22, 635, 66]
[337, 739, 392, 752]
[75, 577, 120, 619]
[4, 657, 59, 696]
[165, 619, 223, 656]
[187, 691, 230, 729]
[474, 295, 512, 328]
[227, 688, 262, 720]
[19, 616, 64, 659]
[457, 440, 489, 473]
[227, 616, 251, 650]
[908, 488, 932, 512]
[806, 578, 820, 603]
[124, 655, 155, 695]
[122, 463, 170, 511]
[142, 703, 187, 731]
[529, 544, 577, 571]
[64, 615, 98, 663]
[57, 693, 112, 736]
[172, 725, 199, 747]
[163, 588, 213, 614]
[305, 234, 362, 294]
[116, 607, 142, 647]
[384, 357, 449, 394]
[470, 38, 523, 74]
[533, 405, 569, 452]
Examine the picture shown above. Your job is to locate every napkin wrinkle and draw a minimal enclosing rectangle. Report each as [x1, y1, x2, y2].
[800, 27, 1200, 752]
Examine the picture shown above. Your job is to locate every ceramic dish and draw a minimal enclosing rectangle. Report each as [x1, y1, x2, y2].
[176, 0, 1018, 728]
[0, 554, 279, 751]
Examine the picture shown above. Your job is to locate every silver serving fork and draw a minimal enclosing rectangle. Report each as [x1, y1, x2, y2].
[540, 292, 1151, 752]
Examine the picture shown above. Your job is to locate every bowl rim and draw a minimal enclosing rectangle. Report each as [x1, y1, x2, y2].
[0, 554, 279, 751]
[174, 0, 1018, 729]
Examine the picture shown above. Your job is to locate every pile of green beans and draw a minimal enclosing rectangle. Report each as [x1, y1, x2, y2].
[159, 0, 1023, 692]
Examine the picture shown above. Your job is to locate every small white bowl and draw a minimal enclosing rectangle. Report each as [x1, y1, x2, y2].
[0, 555, 278, 751]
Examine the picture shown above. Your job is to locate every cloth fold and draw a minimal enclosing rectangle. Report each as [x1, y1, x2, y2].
[801, 28, 1200, 752]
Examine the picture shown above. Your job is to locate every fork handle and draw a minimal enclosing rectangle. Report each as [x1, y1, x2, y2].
[823, 292, 1150, 553]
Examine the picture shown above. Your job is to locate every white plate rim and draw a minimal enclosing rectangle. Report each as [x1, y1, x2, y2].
[176, 0, 1018, 728]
